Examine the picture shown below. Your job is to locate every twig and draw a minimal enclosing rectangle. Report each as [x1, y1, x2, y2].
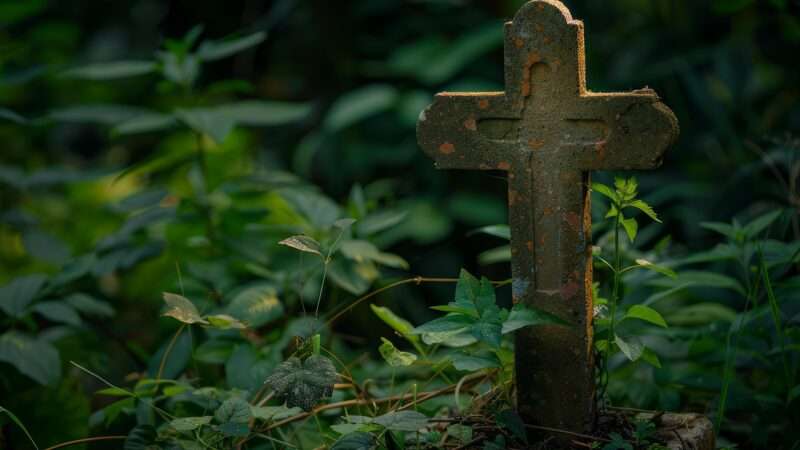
[524, 424, 610, 443]
[43, 436, 127, 450]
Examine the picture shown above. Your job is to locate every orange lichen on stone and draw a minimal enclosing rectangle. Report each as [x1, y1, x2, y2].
[528, 139, 545, 150]
[565, 211, 581, 231]
[560, 280, 579, 300]
[526, 240, 534, 252]
[439, 142, 455, 154]
[478, 99, 490, 109]
[498, 161, 511, 170]
[509, 190, 518, 206]
[514, 37, 524, 48]
[464, 117, 477, 131]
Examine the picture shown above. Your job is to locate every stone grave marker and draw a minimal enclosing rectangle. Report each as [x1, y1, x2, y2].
[417, 0, 680, 435]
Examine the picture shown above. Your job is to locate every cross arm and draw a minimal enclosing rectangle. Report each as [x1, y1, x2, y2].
[416, 92, 521, 170]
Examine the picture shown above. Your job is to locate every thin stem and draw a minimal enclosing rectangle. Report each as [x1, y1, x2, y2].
[43, 436, 127, 450]
[602, 212, 622, 396]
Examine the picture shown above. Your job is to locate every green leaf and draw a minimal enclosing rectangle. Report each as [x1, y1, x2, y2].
[170, 416, 212, 432]
[0, 407, 39, 449]
[378, 338, 417, 367]
[632, 258, 677, 278]
[356, 210, 407, 236]
[502, 304, 570, 334]
[32, 301, 82, 326]
[226, 285, 283, 327]
[216, 100, 312, 126]
[591, 183, 619, 203]
[370, 304, 417, 341]
[205, 314, 246, 329]
[62, 60, 156, 80]
[218, 421, 250, 437]
[279, 235, 322, 257]
[640, 347, 662, 368]
[450, 352, 500, 371]
[214, 397, 252, 423]
[475, 277, 497, 314]
[0, 107, 26, 124]
[339, 240, 409, 269]
[65, 293, 114, 317]
[623, 305, 668, 328]
[478, 245, 511, 265]
[648, 270, 745, 295]
[22, 229, 71, 264]
[699, 221, 739, 240]
[412, 314, 474, 335]
[470, 319, 502, 349]
[663, 302, 737, 326]
[0, 274, 48, 317]
[614, 334, 644, 361]
[113, 112, 177, 136]
[420, 328, 477, 347]
[48, 104, 151, 125]
[0, 331, 61, 385]
[621, 217, 638, 242]
[175, 107, 235, 143]
[430, 304, 479, 318]
[470, 225, 510, 240]
[743, 209, 783, 239]
[373, 410, 428, 431]
[162, 293, 207, 324]
[264, 355, 337, 411]
[197, 31, 267, 61]
[324, 84, 397, 131]
[627, 199, 661, 223]
[331, 432, 375, 450]
[251, 405, 302, 421]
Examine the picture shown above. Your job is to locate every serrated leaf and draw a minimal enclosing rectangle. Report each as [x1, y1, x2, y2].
[621, 217, 638, 242]
[373, 410, 428, 431]
[226, 285, 283, 327]
[502, 304, 570, 334]
[214, 397, 252, 423]
[470, 319, 502, 349]
[0, 331, 60, 385]
[279, 235, 322, 257]
[162, 293, 207, 324]
[197, 31, 267, 61]
[623, 304, 668, 328]
[614, 334, 644, 361]
[264, 355, 337, 411]
[0, 274, 48, 317]
[62, 60, 156, 80]
[170, 416, 212, 431]
[454, 269, 481, 307]
[378, 338, 417, 367]
[591, 183, 619, 203]
[628, 199, 661, 223]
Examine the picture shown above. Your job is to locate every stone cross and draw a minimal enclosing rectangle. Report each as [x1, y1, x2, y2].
[417, 0, 678, 434]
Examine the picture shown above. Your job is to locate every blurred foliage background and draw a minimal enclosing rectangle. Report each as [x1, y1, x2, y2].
[1, 0, 799, 448]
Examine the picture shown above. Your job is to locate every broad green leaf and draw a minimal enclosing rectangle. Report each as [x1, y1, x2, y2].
[699, 221, 738, 240]
[591, 183, 619, 203]
[279, 235, 322, 257]
[113, 112, 177, 135]
[450, 352, 500, 371]
[621, 217, 638, 242]
[627, 199, 661, 223]
[62, 60, 156, 80]
[470, 318, 502, 349]
[33, 301, 82, 326]
[206, 314, 246, 329]
[0, 331, 60, 385]
[162, 293, 207, 324]
[226, 285, 283, 327]
[279, 187, 342, 229]
[195, 339, 234, 364]
[454, 269, 481, 307]
[378, 338, 417, 367]
[175, 107, 234, 143]
[420, 328, 477, 347]
[214, 397, 252, 423]
[339, 240, 409, 269]
[356, 210, 407, 236]
[649, 270, 745, 295]
[48, 104, 150, 125]
[640, 347, 662, 368]
[502, 304, 570, 334]
[623, 305, 668, 328]
[22, 229, 70, 264]
[324, 84, 397, 131]
[663, 302, 737, 326]
[478, 245, 511, 265]
[614, 334, 644, 361]
[373, 410, 428, 431]
[170, 416, 212, 432]
[251, 405, 302, 421]
[197, 31, 267, 61]
[412, 314, 474, 335]
[475, 277, 497, 314]
[264, 355, 337, 411]
[328, 258, 375, 295]
[430, 303, 479, 318]
[632, 259, 677, 278]
[216, 100, 311, 126]
[331, 432, 375, 450]
[743, 209, 783, 239]
[0, 274, 48, 317]
[65, 293, 114, 317]
[225, 345, 272, 391]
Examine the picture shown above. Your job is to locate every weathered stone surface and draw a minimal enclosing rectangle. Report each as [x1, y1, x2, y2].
[647, 413, 716, 450]
[417, 0, 681, 436]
